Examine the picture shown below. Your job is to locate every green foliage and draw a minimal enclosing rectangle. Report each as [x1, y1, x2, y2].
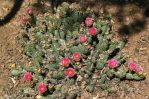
[12, 2, 146, 98]
[11, 70, 23, 76]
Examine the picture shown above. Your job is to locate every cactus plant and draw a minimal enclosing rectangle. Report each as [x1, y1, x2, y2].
[13, 2, 146, 98]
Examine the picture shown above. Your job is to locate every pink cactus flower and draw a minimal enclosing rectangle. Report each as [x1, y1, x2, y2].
[38, 82, 47, 94]
[79, 35, 87, 43]
[88, 27, 97, 36]
[27, 7, 33, 15]
[60, 57, 71, 67]
[66, 68, 76, 77]
[135, 66, 143, 73]
[85, 17, 94, 26]
[21, 16, 28, 24]
[72, 52, 81, 62]
[128, 63, 143, 73]
[107, 59, 118, 68]
[24, 72, 32, 81]
[128, 63, 137, 72]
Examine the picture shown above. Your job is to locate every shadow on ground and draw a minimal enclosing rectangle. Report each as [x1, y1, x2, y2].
[20, 0, 149, 36]
[72, 0, 149, 36]
[0, 0, 23, 26]
[0, 0, 149, 36]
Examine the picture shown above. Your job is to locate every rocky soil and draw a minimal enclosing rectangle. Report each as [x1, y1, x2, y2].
[0, 0, 149, 99]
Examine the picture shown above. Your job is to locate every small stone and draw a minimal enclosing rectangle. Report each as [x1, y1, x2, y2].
[77, 75, 83, 81]
[38, 68, 42, 73]
[11, 64, 16, 68]
[11, 78, 16, 84]
[93, 94, 99, 99]
[139, 47, 147, 51]
[92, 73, 98, 79]
[145, 96, 149, 99]
[36, 95, 42, 99]
[84, 74, 89, 78]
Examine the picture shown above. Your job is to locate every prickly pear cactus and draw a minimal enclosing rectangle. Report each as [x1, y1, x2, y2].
[12, 2, 146, 98]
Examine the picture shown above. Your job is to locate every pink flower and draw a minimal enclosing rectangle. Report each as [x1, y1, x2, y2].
[72, 52, 81, 62]
[107, 59, 118, 68]
[38, 82, 47, 94]
[66, 68, 76, 77]
[85, 17, 94, 26]
[79, 35, 87, 43]
[21, 16, 28, 24]
[24, 72, 32, 81]
[88, 27, 97, 36]
[128, 63, 137, 72]
[128, 63, 143, 73]
[27, 7, 33, 15]
[60, 57, 71, 67]
[135, 66, 143, 73]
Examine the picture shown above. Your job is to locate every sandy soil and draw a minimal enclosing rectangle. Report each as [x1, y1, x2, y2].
[0, 0, 149, 99]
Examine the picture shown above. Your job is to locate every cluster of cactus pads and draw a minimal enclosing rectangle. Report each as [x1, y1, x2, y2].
[12, 2, 146, 98]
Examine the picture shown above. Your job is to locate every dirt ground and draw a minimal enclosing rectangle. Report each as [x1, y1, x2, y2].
[0, 0, 149, 99]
